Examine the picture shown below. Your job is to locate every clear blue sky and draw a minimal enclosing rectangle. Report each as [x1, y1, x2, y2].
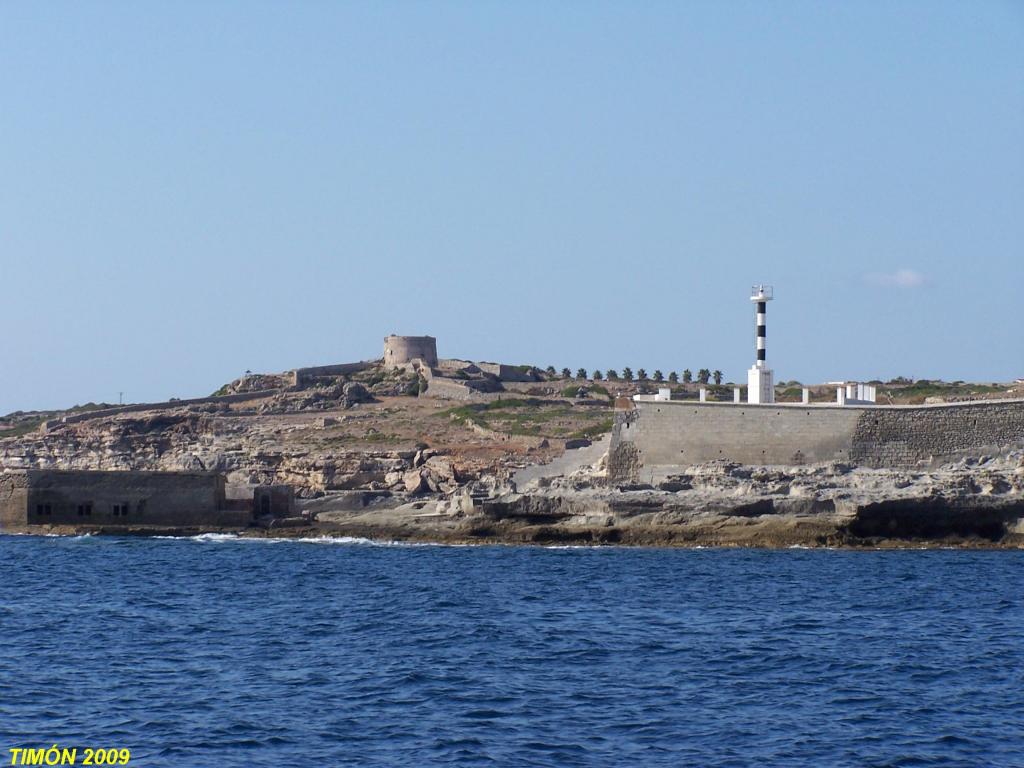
[1, 2, 1022, 413]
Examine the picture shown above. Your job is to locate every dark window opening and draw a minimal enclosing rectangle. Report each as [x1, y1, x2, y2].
[260, 495, 271, 516]
[77, 505, 84, 516]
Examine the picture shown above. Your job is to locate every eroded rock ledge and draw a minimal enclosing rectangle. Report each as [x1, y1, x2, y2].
[260, 451, 1024, 548]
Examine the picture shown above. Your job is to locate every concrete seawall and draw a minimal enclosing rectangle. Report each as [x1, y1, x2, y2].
[609, 399, 1024, 482]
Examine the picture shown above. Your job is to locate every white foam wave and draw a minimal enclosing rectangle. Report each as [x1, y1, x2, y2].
[178, 533, 454, 547]
[190, 532, 240, 542]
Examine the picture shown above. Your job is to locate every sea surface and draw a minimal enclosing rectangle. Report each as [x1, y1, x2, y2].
[1, 535, 1022, 767]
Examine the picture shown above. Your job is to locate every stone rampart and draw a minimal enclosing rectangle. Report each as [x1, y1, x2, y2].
[425, 378, 495, 401]
[292, 361, 374, 386]
[609, 399, 1024, 482]
[476, 363, 536, 382]
[42, 389, 281, 431]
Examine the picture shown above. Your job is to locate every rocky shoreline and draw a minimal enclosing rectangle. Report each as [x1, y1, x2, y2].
[9, 451, 1024, 549]
[4, 382, 1023, 549]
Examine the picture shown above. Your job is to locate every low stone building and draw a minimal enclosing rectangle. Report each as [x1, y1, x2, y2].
[0, 469, 264, 530]
[253, 485, 295, 519]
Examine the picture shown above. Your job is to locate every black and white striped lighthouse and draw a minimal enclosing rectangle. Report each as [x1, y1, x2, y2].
[747, 285, 775, 404]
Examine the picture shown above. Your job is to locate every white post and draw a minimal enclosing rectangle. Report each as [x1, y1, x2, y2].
[837, 386, 846, 405]
[802, 387, 810, 404]
[699, 388, 707, 403]
[734, 387, 741, 403]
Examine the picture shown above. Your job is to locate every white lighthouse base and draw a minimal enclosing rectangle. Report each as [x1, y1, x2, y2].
[747, 365, 775, 404]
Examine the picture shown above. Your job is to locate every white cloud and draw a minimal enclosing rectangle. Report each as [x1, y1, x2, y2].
[865, 268, 926, 288]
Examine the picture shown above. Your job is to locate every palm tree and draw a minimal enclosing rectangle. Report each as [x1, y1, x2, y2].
[622, 367, 634, 382]
[545, 366, 556, 377]
[653, 370, 664, 382]
[576, 368, 587, 380]
[697, 368, 711, 384]
[668, 371, 679, 383]
[682, 369, 692, 383]
[713, 370, 723, 385]
[593, 370, 603, 381]
[606, 369, 619, 381]
[561, 368, 571, 379]
[637, 368, 648, 380]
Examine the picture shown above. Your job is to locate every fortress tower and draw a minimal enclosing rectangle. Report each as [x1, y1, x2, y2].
[383, 335, 438, 370]
[747, 285, 775, 404]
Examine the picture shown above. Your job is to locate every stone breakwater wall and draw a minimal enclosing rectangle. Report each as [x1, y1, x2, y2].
[609, 399, 1024, 481]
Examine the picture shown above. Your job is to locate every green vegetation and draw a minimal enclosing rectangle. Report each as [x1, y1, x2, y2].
[0, 418, 46, 439]
[881, 380, 1006, 404]
[778, 387, 804, 402]
[704, 384, 732, 400]
[436, 397, 613, 439]
[0, 402, 110, 439]
[568, 417, 614, 440]
[360, 430, 402, 444]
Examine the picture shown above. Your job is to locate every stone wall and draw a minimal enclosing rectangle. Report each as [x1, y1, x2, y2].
[424, 378, 493, 401]
[292, 361, 373, 386]
[0, 472, 29, 527]
[851, 400, 1024, 466]
[609, 399, 1024, 481]
[476, 363, 536, 382]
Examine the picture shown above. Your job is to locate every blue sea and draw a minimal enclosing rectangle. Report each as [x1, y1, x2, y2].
[1, 535, 1022, 767]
